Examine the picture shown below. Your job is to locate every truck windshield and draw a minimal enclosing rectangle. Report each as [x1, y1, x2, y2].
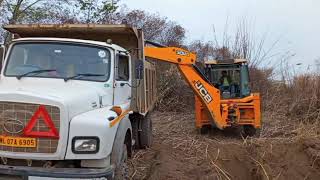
[5, 42, 111, 82]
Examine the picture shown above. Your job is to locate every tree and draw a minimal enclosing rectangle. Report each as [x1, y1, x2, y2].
[189, 41, 215, 61]
[121, 10, 185, 46]
[0, 0, 77, 43]
[77, 0, 119, 23]
[117, 9, 187, 110]
[0, 0, 122, 42]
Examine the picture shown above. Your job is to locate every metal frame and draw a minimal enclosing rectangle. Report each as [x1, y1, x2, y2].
[0, 44, 5, 68]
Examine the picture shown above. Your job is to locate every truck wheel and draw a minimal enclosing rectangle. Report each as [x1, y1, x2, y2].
[114, 144, 129, 180]
[139, 115, 153, 148]
[242, 125, 260, 137]
[131, 119, 140, 149]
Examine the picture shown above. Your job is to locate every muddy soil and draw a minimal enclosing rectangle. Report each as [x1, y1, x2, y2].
[129, 111, 320, 180]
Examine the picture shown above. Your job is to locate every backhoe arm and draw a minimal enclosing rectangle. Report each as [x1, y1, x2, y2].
[145, 47, 228, 129]
[144, 47, 196, 65]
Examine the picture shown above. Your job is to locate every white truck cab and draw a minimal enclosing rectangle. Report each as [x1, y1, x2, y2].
[0, 24, 156, 179]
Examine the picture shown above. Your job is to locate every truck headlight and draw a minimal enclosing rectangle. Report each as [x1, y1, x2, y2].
[72, 137, 100, 154]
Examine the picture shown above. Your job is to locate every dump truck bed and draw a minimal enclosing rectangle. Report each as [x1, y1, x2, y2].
[4, 24, 156, 114]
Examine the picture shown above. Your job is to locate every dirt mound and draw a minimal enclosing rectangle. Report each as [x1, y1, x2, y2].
[129, 111, 320, 180]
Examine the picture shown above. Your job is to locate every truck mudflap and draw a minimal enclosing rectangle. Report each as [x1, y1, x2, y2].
[0, 165, 113, 179]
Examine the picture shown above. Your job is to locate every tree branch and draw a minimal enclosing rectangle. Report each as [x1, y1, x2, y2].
[20, 0, 43, 14]
[9, 0, 24, 24]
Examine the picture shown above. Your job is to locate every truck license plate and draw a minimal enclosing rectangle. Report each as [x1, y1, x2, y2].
[0, 136, 36, 148]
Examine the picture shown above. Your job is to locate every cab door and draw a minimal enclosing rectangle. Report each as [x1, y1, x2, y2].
[240, 65, 251, 97]
[113, 53, 132, 107]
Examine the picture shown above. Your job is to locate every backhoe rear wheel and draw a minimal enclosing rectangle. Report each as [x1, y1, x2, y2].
[199, 125, 211, 134]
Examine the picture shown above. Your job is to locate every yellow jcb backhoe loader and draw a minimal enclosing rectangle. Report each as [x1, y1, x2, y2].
[145, 44, 261, 136]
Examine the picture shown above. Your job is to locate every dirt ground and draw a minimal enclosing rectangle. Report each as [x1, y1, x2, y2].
[129, 111, 320, 180]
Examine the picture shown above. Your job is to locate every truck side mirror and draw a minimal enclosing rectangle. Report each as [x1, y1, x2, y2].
[0, 45, 5, 69]
[135, 60, 144, 80]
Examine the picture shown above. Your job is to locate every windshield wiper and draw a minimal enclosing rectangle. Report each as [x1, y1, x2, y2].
[64, 73, 105, 82]
[17, 69, 57, 80]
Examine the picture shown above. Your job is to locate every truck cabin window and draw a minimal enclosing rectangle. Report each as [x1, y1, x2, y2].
[116, 55, 129, 81]
[5, 42, 111, 82]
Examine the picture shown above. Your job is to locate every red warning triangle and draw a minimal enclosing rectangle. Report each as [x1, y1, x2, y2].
[23, 105, 59, 139]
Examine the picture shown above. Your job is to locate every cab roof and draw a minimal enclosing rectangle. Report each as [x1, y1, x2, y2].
[205, 59, 247, 65]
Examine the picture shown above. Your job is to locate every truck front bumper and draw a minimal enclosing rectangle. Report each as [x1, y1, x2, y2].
[0, 164, 113, 179]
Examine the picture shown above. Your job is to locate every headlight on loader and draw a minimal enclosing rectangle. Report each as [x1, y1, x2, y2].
[72, 137, 100, 154]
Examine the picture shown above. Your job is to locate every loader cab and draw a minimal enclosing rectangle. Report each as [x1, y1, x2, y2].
[204, 59, 250, 99]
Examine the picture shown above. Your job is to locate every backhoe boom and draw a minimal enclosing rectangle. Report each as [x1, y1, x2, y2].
[145, 47, 228, 129]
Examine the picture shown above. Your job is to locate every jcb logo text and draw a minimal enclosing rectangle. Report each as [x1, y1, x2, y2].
[195, 81, 213, 104]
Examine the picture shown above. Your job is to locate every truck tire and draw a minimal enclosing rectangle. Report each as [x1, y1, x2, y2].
[131, 119, 140, 148]
[114, 144, 129, 180]
[242, 125, 261, 137]
[139, 115, 153, 148]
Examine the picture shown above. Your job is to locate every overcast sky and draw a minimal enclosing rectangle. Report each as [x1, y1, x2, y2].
[121, 0, 320, 72]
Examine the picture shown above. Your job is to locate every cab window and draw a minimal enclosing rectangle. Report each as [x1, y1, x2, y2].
[116, 54, 129, 81]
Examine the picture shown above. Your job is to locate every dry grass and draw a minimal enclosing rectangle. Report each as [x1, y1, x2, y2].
[129, 110, 320, 180]
[155, 61, 194, 112]
[129, 18, 320, 180]
[155, 57, 320, 140]
[258, 73, 320, 139]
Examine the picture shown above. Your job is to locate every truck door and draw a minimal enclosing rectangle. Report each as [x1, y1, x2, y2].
[114, 53, 132, 107]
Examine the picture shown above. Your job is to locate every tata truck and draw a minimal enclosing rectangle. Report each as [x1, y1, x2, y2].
[0, 24, 157, 179]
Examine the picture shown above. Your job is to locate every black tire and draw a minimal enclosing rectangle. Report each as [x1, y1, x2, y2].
[199, 125, 211, 134]
[242, 125, 261, 137]
[114, 144, 129, 180]
[139, 115, 153, 148]
[131, 119, 140, 149]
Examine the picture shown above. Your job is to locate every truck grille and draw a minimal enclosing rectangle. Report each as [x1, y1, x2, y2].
[0, 102, 60, 153]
